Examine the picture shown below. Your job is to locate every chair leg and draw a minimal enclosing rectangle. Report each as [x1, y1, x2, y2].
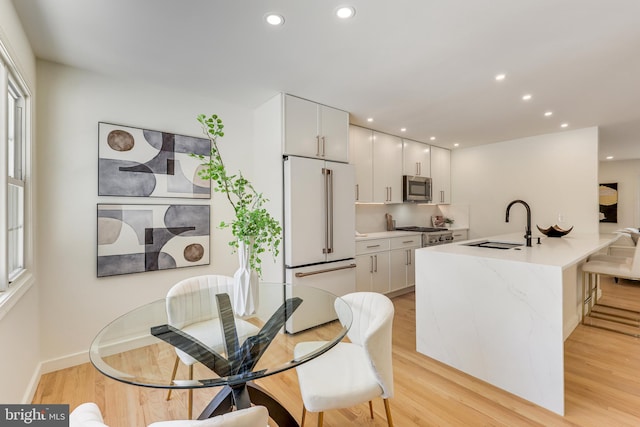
[301, 406, 306, 427]
[166, 355, 180, 400]
[317, 412, 323, 427]
[368, 400, 374, 418]
[188, 365, 194, 419]
[383, 398, 394, 427]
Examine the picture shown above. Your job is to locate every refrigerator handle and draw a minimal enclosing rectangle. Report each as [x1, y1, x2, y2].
[322, 168, 334, 254]
[294, 263, 357, 278]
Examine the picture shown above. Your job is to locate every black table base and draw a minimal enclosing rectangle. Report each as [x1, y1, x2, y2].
[198, 381, 298, 426]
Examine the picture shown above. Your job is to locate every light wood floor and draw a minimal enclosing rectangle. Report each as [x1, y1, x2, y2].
[33, 277, 640, 426]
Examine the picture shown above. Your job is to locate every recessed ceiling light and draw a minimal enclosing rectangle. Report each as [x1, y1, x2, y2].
[606, 156, 614, 160]
[400, 128, 406, 132]
[453, 143, 460, 147]
[336, 6, 356, 19]
[495, 73, 506, 81]
[560, 123, 569, 128]
[544, 111, 553, 117]
[522, 94, 532, 101]
[265, 13, 285, 26]
[367, 117, 374, 122]
[430, 136, 436, 141]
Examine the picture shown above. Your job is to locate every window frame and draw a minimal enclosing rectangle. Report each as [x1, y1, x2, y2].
[0, 39, 33, 309]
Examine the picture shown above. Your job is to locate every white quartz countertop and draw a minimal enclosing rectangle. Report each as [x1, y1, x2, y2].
[420, 232, 620, 269]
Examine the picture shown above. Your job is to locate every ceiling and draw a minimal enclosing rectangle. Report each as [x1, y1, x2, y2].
[11, 0, 640, 160]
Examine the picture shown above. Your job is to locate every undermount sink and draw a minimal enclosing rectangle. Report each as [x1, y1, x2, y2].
[463, 240, 523, 250]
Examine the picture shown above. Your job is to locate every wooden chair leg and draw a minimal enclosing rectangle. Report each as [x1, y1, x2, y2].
[188, 365, 193, 419]
[383, 398, 394, 427]
[369, 400, 374, 418]
[301, 406, 306, 427]
[166, 355, 180, 400]
[317, 412, 323, 427]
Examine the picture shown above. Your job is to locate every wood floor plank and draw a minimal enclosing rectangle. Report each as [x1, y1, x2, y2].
[32, 276, 640, 426]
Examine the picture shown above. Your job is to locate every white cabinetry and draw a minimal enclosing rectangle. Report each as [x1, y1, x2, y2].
[431, 146, 451, 204]
[356, 234, 420, 294]
[451, 229, 468, 242]
[355, 239, 390, 293]
[389, 235, 421, 291]
[349, 127, 403, 203]
[373, 132, 403, 203]
[284, 94, 349, 162]
[349, 125, 373, 202]
[403, 139, 431, 177]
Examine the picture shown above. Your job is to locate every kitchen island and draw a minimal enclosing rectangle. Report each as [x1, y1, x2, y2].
[415, 232, 619, 416]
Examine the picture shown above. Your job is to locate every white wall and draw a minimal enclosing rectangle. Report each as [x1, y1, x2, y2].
[452, 127, 599, 239]
[598, 159, 640, 234]
[35, 60, 260, 365]
[0, 0, 40, 404]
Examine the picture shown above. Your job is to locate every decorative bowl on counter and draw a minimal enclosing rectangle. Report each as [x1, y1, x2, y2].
[536, 225, 573, 237]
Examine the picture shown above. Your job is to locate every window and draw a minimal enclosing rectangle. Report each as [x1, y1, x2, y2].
[0, 53, 29, 292]
[7, 80, 25, 283]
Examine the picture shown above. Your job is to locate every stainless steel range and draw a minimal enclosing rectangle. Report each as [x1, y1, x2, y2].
[395, 226, 454, 247]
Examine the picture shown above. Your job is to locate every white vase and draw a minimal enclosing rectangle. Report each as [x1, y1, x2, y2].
[233, 240, 259, 316]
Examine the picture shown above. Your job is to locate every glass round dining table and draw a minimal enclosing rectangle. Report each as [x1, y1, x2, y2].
[89, 282, 352, 426]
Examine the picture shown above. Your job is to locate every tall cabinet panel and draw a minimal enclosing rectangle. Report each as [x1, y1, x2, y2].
[431, 146, 451, 204]
[349, 126, 373, 202]
[373, 132, 403, 203]
[284, 94, 349, 162]
[403, 139, 431, 177]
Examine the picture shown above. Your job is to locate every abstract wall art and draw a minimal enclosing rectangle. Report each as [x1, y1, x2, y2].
[97, 204, 210, 277]
[98, 122, 211, 198]
[599, 182, 618, 223]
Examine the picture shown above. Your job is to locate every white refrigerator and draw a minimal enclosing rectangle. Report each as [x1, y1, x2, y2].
[283, 156, 356, 333]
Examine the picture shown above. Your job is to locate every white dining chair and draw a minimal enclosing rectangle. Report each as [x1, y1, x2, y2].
[69, 402, 269, 427]
[294, 292, 395, 427]
[165, 274, 260, 419]
[148, 405, 269, 427]
[69, 402, 108, 427]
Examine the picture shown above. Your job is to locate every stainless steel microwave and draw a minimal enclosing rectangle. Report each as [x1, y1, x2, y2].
[403, 175, 432, 202]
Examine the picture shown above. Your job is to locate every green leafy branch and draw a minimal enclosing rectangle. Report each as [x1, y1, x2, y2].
[191, 114, 281, 276]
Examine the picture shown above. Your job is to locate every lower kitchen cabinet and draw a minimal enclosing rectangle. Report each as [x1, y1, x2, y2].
[356, 252, 390, 293]
[356, 234, 420, 294]
[355, 238, 390, 293]
[390, 236, 420, 291]
[451, 229, 469, 242]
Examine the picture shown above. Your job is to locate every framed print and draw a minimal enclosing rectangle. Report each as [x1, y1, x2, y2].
[97, 204, 210, 277]
[599, 183, 618, 223]
[98, 122, 211, 198]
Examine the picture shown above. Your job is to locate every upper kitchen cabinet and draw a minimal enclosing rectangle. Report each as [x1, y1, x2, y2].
[349, 125, 374, 202]
[403, 139, 431, 177]
[283, 94, 349, 162]
[431, 145, 451, 204]
[373, 132, 403, 203]
[349, 126, 403, 203]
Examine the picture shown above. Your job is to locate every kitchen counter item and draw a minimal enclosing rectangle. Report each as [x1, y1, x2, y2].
[537, 225, 574, 237]
[385, 213, 394, 231]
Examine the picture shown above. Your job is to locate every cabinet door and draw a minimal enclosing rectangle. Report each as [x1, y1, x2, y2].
[284, 95, 320, 158]
[403, 139, 431, 177]
[320, 105, 349, 162]
[373, 132, 403, 203]
[349, 126, 373, 202]
[355, 254, 373, 292]
[406, 247, 417, 287]
[371, 252, 390, 294]
[389, 248, 408, 291]
[431, 146, 451, 204]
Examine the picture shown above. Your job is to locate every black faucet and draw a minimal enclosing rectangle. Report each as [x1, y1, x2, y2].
[505, 200, 532, 247]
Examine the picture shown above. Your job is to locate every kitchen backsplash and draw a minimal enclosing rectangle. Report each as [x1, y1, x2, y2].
[356, 203, 470, 233]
